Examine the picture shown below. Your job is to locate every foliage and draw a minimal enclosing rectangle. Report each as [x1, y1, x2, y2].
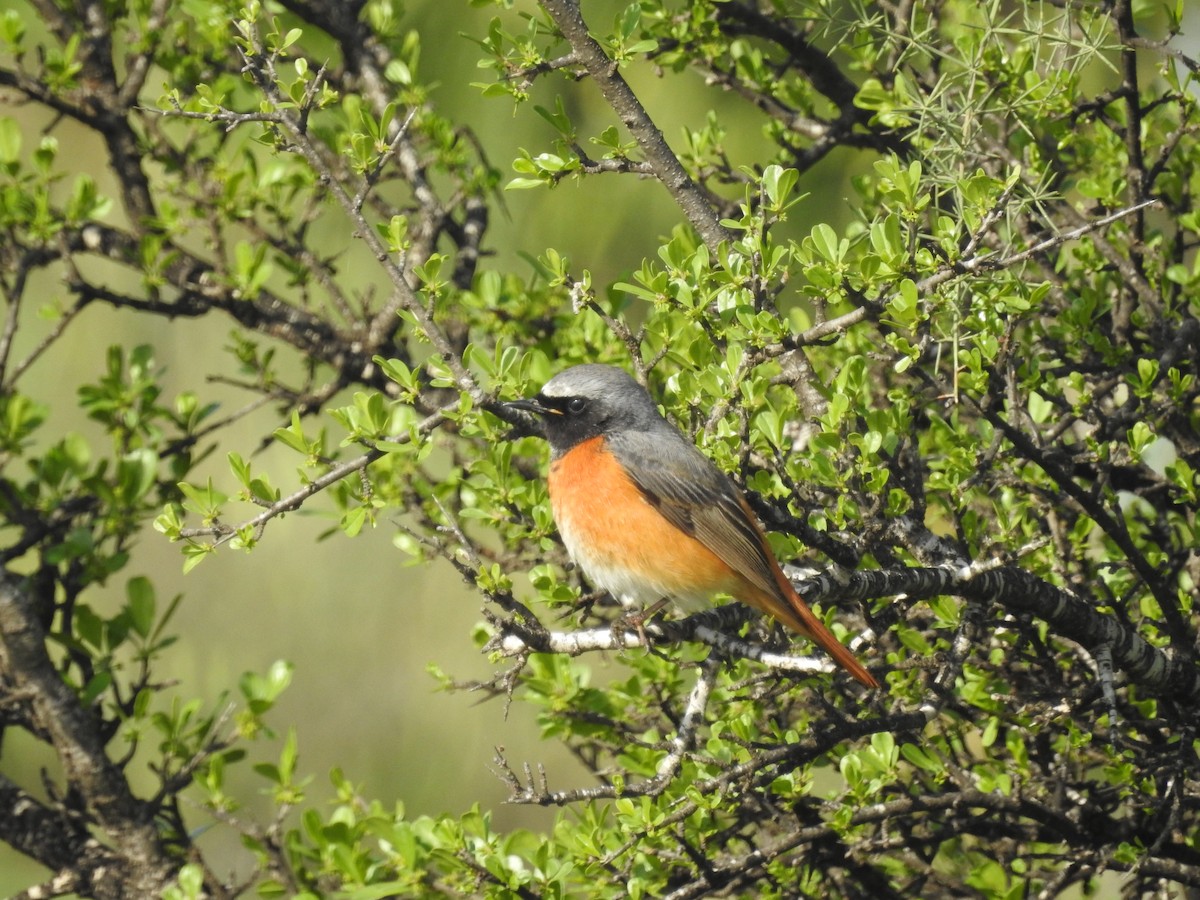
[1, 0, 1198, 897]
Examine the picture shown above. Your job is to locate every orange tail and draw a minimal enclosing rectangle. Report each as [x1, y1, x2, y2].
[752, 570, 879, 689]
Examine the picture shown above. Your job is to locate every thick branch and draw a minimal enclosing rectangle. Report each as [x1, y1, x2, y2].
[797, 563, 1199, 702]
[0, 772, 92, 875]
[0, 574, 176, 897]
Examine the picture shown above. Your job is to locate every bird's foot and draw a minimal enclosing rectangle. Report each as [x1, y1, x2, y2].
[613, 598, 670, 655]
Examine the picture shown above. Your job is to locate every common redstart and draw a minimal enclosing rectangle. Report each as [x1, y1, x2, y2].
[508, 364, 878, 689]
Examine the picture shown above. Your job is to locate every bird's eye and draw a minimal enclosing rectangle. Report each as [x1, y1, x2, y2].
[566, 397, 587, 414]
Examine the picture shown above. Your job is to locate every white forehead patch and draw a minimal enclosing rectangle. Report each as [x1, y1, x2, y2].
[539, 375, 575, 398]
[539, 365, 635, 400]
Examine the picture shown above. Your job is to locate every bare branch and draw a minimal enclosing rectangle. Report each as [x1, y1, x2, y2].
[537, 0, 734, 252]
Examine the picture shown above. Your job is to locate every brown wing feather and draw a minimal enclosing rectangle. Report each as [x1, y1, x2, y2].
[610, 429, 879, 689]
[683, 494, 782, 597]
[609, 432, 775, 582]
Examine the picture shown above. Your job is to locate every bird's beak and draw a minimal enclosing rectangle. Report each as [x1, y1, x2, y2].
[504, 397, 558, 417]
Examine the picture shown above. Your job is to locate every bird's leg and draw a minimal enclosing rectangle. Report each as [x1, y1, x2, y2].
[613, 597, 670, 652]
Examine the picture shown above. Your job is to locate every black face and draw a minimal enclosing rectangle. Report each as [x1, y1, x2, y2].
[507, 391, 607, 455]
[507, 364, 669, 455]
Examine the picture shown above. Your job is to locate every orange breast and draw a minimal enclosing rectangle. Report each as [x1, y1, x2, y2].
[548, 436, 743, 611]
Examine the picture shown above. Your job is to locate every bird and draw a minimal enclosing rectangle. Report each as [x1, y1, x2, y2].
[507, 363, 879, 688]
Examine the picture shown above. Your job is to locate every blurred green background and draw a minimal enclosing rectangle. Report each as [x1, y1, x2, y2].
[0, 0, 866, 888]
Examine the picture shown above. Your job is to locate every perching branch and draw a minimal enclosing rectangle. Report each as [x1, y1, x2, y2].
[493, 606, 841, 677]
[493, 557, 1197, 703]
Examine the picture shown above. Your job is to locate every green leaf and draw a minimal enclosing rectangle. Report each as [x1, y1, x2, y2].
[181, 542, 213, 573]
[0, 116, 20, 164]
[761, 164, 799, 211]
[808, 223, 845, 264]
[1026, 391, 1053, 424]
[127, 576, 156, 639]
